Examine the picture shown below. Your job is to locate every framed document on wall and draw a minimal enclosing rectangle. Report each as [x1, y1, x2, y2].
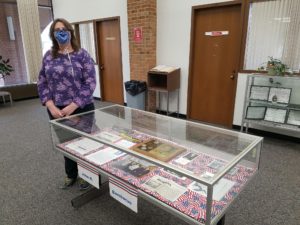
[268, 87, 292, 104]
[250, 86, 270, 101]
[264, 107, 287, 124]
[286, 109, 300, 126]
[245, 106, 266, 120]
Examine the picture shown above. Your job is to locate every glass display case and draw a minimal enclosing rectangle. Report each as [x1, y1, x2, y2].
[50, 105, 263, 225]
[241, 74, 300, 133]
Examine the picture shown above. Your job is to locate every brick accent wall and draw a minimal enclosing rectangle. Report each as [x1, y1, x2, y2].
[127, 0, 156, 111]
[0, 3, 27, 85]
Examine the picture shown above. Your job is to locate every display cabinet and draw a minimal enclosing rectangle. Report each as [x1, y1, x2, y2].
[50, 105, 263, 225]
[241, 74, 300, 133]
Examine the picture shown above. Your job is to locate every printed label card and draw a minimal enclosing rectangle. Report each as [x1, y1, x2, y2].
[93, 131, 122, 143]
[65, 137, 104, 155]
[174, 152, 199, 165]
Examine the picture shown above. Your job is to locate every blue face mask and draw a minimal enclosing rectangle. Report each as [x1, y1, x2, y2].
[54, 30, 70, 45]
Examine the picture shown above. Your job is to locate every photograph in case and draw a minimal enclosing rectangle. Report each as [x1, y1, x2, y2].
[188, 182, 207, 196]
[208, 160, 224, 172]
[112, 155, 156, 178]
[174, 152, 199, 165]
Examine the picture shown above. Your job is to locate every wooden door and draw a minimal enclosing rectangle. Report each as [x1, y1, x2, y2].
[96, 19, 124, 104]
[188, 3, 242, 127]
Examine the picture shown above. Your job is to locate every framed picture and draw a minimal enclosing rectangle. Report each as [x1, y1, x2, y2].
[131, 139, 186, 162]
[245, 106, 266, 120]
[250, 85, 270, 101]
[264, 107, 287, 124]
[268, 87, 292, 104]
[286, 109, 300, 126]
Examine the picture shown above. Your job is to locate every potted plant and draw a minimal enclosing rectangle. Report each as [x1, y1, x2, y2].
[0, 55, 14, 79]
[258, 57, 288, 76]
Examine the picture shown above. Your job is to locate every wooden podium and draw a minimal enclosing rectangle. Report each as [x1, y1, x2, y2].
[147, 66, 180, 116]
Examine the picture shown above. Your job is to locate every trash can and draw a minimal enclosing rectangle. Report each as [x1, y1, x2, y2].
[125, 80, 147, 110]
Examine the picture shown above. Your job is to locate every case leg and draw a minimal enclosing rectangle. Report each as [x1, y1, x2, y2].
[217, 215, 225, 225]
[167, 91, 169, 116]
[158, 91, 161, 113]
[177, 89, 180, 118]
[71, 182, 109, 209]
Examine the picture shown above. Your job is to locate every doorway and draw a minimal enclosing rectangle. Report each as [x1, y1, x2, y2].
[96, 18, 124, 104]
[188, 3, 242, 127]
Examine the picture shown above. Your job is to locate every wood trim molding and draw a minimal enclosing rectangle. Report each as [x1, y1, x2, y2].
[192, 0, 242, 10]
[187, 6, 196, 119]
[239, 0, 251, 71]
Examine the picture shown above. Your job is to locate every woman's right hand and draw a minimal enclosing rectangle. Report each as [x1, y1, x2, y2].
[46, 100, 65, 119]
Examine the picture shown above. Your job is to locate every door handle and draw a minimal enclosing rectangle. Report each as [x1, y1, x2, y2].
[230, 70, 236, 80]
[100, 65, 104, 70]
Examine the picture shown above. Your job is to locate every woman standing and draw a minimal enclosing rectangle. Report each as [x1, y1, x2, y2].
[37, 18, 96, 190]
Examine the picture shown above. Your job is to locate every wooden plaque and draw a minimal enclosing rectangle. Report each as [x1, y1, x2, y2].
[131, 139, 186, 162]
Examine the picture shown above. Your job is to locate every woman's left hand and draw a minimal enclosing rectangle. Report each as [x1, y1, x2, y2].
[62, 102, 79, 116]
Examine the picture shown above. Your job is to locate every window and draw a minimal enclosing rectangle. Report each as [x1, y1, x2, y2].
[79, 23, 96, 62]
[0, 0, 53, 86]
[38, 0, 53, 55]
[244, 0, 300, 73]
[0, 1, 27, 86]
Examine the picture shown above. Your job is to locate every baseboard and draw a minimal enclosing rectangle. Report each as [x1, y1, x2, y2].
[13, 96, 39, 102]
[155, 109, 187, 119]
[93, 97, 101, 101]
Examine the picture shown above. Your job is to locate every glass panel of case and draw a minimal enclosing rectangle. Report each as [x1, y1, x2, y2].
[50, 105, 263, 225]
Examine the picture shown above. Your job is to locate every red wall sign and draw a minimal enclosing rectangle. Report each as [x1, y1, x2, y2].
[133, 28, 142, 42]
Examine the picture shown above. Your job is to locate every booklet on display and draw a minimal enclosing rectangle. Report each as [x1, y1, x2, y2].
[86, 147, 126, 165]
[142, 175, 187, 202]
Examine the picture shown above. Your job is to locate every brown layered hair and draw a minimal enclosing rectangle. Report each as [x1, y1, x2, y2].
[49, 18, 79, 58]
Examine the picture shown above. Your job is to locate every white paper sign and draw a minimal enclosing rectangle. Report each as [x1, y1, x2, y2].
[115, 139, 136, 148]
[109, 177, 138, 213]
[93, 131, 121, 143]
[66, 138, 104, 155]
[78, 163, 100, 189]
[205, 31, 229, 36]
[86, 147, 126, 165]
[142, 175, 187, 202]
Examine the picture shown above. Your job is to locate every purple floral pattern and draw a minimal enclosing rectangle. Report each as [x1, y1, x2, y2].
[37, 48, 96, 108]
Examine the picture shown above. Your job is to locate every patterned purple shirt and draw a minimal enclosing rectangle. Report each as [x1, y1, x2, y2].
[37, 48, 96, 108]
